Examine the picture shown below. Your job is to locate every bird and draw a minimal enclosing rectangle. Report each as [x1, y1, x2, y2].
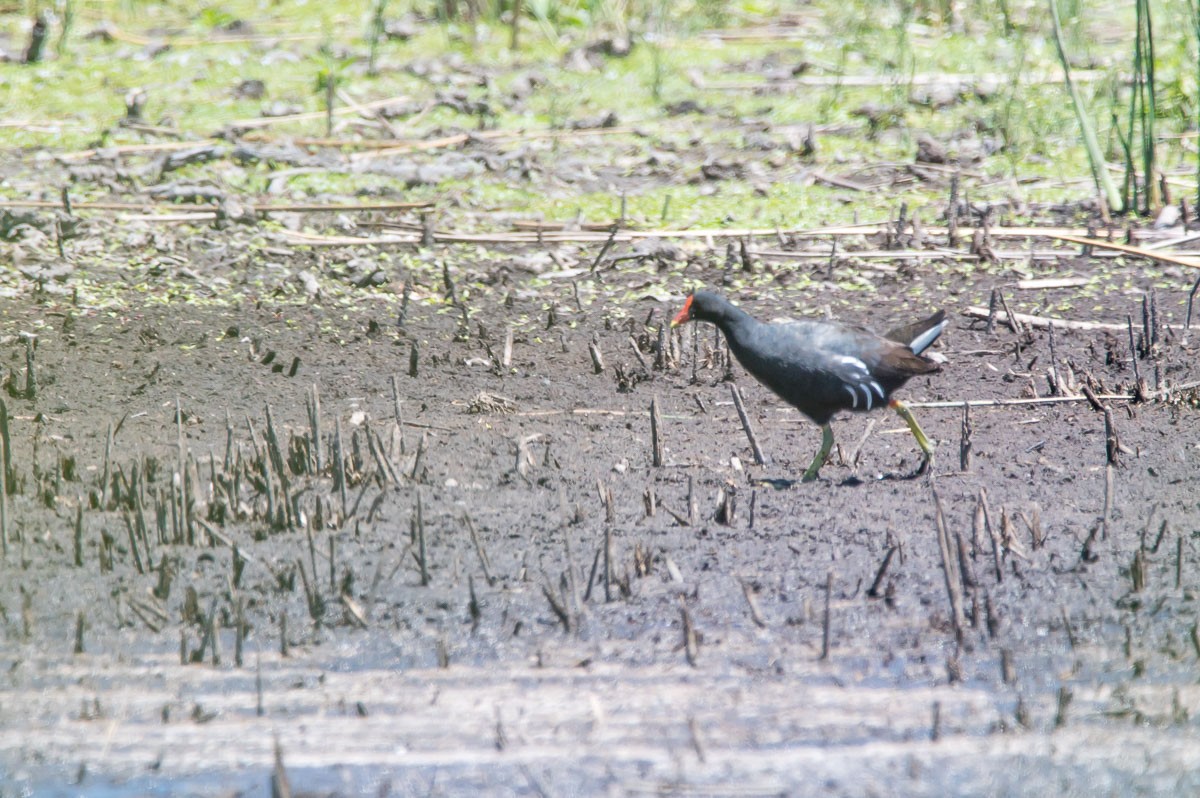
[670, 290, 946, 481]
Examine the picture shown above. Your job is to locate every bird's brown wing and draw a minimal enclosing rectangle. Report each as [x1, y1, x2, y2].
[870, 341, 942, 382]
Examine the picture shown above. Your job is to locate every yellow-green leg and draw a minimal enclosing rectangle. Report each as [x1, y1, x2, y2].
[890, 400, 934, 466]
[802, 423, 835, 482]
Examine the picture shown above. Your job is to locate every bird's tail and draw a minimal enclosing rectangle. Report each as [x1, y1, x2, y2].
[886, 310, 947, 355]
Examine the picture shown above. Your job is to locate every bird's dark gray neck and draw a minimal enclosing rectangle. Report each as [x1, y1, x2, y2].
[704, 302, 755, 335]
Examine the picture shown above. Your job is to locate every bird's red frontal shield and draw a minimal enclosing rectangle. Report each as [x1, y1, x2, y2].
[670, 295, 694, 327]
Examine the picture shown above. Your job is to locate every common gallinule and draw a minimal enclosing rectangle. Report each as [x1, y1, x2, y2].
[671, 290, 946, 481]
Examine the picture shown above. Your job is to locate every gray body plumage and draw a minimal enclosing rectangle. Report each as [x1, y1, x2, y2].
[686, 291, 945, 425]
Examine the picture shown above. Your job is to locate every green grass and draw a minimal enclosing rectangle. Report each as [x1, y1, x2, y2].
[0, 0, 1197, 312]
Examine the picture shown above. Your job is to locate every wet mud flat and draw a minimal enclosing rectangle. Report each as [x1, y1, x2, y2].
[0, 261, 1199, 796]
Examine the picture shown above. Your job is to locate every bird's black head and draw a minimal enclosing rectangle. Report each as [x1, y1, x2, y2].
[670, 290, 730, 327]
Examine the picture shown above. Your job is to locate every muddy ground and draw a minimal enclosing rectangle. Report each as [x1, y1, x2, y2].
[1, 244, 1199, 795]
[0, 4, 1199, 793]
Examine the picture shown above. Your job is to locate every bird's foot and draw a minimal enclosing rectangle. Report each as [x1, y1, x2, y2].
[870, 454, 933, 482]
[891, 454, 932, 481]
[798, 424, 835, 483]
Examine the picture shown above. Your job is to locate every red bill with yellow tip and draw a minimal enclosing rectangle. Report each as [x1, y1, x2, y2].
[670, 295, 694, 327]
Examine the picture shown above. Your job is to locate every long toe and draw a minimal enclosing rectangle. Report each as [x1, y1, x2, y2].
[801, 457, 824, 482]
[911, 451, 933, 478]
[801, 423, 835, 482]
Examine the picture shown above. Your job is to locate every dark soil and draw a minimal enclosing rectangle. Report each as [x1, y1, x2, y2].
[2, 9, 1199, 793]
[1, 252, 1199, 795]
